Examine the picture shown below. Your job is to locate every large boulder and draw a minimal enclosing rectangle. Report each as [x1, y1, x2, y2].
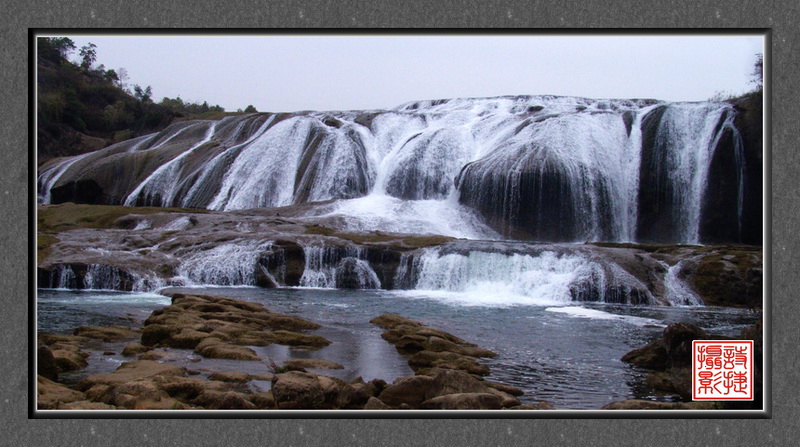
[37, 375, 86, 410]
[270, 371, 326, 409]
[377, 375, 435, 408]
[37, 346, 59, 381]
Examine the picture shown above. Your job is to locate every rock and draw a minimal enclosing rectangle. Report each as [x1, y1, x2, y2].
[601, 399, 717, 410]
[621, 339, 668, 370]
[485, 387, 521, 408]
[363, 396, 391, 410]
[139, 294, 328, 355]
[37, 346, 59, 381]
[248, 392, 276, 409]
[270, 330, 331, 349]
[208, 371, 252, 383]
[663, 323, 708, 368]
[37, 375, 86, 409]
[377, 375, 435, 408]
[74, 325, 139, 342]
[50, 343, 90, 372]
[76, 360, 187, 391]
[193, 391, 256, 410]
[271, 371, 326, 409]
[169, 329, 211, 349]
[510, 402, 554, 410]
[284, 359, 344, 370]
[484, 381, 524, 397]
[419, 393, 504, 410]
[138, 349, 168, 361]
[59, 401, 117, 410]
[643, 372, 676, 393]
[121, 343, 151, 356]
[409, 350, 490, 376]
[370, 313, 421, 330]
[194, 337, 260, 361]
[425, 369, 490, 400]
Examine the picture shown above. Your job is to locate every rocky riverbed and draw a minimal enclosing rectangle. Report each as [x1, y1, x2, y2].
[37, 293, 552, 410]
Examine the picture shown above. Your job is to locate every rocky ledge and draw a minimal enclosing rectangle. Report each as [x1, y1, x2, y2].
[603, 319, 763, 410]
[37, 293, 549, 410]
[38, 203, 762, 308]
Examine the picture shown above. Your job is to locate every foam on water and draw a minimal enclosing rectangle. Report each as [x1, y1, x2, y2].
[307, 194, 500, 240]
[544, 306, 662, 326]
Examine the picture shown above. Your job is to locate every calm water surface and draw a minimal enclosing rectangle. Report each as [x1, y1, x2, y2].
[38, 287, 759, 409]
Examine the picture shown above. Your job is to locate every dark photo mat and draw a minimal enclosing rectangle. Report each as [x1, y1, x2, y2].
[5, 1, 795, 445]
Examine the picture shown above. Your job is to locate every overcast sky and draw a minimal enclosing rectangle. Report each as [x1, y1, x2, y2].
[49, 34, 763, 113]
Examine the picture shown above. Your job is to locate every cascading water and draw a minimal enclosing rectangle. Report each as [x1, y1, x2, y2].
[39, 96, 748, 245]
[391, 247, 654, 306]
[299, 245, 380, 289]
[124, 121, 219, 207]
[176, 240, 274, 286]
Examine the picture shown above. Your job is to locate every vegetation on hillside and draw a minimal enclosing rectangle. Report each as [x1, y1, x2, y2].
[37, 38, 230, 164]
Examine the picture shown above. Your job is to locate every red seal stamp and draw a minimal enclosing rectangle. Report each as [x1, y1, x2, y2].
[692, 340, 754, 401]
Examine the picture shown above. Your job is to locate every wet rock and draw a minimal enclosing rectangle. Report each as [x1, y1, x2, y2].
[377, 375, 435, 407]
[363, 396, 391, 410]
[193, 391, 256, 410]
[208, 371, 252, 383]
[76, 360, 187, 391]
[409, 350, 490, 376]
[37, 375, 86, 409]
[50, 343, 90, 372]
[194, 337, 261, 361]
[484, 381, 524, 397]
[419, 393, 504, 410]
[121, 343, 151, 357]
[284, 359, 344, 370]
[663, 323, 708, 368]
[621, 339, 668, 370]
[59, 401, 117, 410]
[247, 392, 276, 409]
[271, 371, 326, 409]
[425, 369, 489, 399]
[74, 325, 140, 342]
[140, 294, 328, 357]
[601, 399, 716, 410]
[37, 346, 59, 381]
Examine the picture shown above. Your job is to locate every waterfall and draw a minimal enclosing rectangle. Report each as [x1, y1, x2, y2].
[39, 95, 751, 245]
[176, 240, 273, 286]
[662, 260, 704, 306]
[393, 247, 604, 305]
[124, 121, 219, 207]
[299, 245, 380, 289]
[37, 152, 93, 204]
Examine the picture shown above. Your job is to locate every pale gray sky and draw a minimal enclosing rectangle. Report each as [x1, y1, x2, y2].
[50, 34, 764, 113]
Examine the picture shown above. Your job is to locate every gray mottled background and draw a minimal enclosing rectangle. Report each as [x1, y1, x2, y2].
[3, 0, 796, 445]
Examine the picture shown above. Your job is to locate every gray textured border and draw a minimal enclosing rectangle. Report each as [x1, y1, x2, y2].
[6, 1, 795, 445]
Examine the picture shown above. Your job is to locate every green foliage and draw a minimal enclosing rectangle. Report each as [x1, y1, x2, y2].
[78, 42, 97, 69]
[750, 53, 763, 92]
[159, 96, 224, 116]
[244, 105, 257, 113]
[37, 38, 230, 162]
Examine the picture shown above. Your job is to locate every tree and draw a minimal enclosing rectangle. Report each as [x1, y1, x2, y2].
[750, 53, 763, 92]
[79, 42, 97, 70]
[244, 105, 257, 113]
[50, 37, 76, 60]
[133, 85, 153, 103]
